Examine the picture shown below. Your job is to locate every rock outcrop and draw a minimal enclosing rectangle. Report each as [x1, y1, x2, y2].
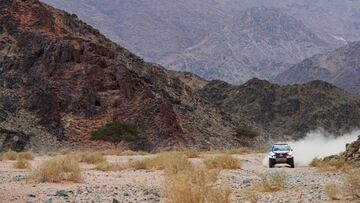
[343, 135, 360, 162]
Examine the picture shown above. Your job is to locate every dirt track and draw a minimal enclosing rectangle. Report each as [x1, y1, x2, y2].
[0, 154, 354, 203]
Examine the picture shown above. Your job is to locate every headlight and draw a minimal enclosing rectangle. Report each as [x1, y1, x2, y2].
[268, 152, 275, 158]
[287, 152, 293, 158]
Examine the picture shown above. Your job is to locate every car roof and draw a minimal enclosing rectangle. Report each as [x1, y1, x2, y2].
[272, 143, 289, 146]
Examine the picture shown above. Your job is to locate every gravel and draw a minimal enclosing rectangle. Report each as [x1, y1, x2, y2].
[0, 154, 357, 202]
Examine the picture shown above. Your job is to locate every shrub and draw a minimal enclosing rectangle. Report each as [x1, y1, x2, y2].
[14, 158, 31, 169]
[310, 157, 354, 172]
[100, 150, 121, 156]
[95, 152, 192, 174]
[309, 157, 322, 167]
[18, 151, 35, 160]
[324, 183, 341, 200]
[183, 150, 201, 158]
[253, 172, 287, 192]
[76, 152, 105, 164]
[164, 165, 230, 203]
[343, 169, 360, 198]
[119, 150, 149, 156]
[3, 151, 18, 160]
[128, 159, 149, 170]
[203, 154, 241, 170]
[101, 150, 149, 156]
[147, 152, 192, 174]
[228, 147, 255, 154]
[59, 149, 71, 155]
[90, 121, 139, 149]
[47, 151, 57, 157]
[28, 156, 82, 183]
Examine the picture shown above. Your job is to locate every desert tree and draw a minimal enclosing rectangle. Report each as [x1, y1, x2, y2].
[90, 121, 139, 149]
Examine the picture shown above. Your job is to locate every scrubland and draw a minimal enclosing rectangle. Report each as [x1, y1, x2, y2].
[0, 149, 358, 202]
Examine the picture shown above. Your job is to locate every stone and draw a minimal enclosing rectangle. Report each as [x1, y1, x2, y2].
[43, 198, 53, 203]
[54, 190, 68, 197]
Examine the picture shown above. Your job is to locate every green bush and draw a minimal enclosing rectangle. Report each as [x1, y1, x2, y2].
[90, 121, 139, 149]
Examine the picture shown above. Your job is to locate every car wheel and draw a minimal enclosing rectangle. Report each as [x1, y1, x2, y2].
[269, 159, 274, 168]
[288, 158, 295, 168]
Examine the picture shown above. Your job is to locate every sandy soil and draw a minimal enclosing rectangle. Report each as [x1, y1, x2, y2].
[0, 153, 356, 203]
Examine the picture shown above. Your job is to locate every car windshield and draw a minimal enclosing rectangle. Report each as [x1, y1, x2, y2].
[272, 145, 290, 151]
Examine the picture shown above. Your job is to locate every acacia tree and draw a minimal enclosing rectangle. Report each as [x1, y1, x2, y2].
[90, 121, 139, 149]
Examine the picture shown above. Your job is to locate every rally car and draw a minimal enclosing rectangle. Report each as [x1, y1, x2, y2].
[268, 143, 294, 168]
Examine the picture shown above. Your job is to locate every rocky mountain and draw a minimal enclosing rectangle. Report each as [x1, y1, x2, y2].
[275, 41, 360, 96]
[0, 0, 245, 152]
[200, 78, 360, 138]
[41, 0, 360, 83]
[1, 0, 360, 152]
[162, 7, 333, 83]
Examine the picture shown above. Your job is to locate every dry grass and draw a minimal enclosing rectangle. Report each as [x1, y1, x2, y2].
[207, 150, 227, 154]
[165, 165, 230, 203]
[228, 147, 252, 154]
[28, 156, 82, 183]
[128, 159, 149, 170]
[324, 183, 341, 200]
[95, 161, 126, 171]
[59, 149, 71, 155]
[120, 150, 149, 156]
[203, 154, 241, 170]
[95, 158, 153, 171]
[2, 151, 18, 160]
[75, 152, 105, 164]
[2, 151, 35, 161]
[183, 150, 201, 158]
[101, 150, 148, 156]
[14, 158, 31, 169]
[94, 150, 232, 202]
[100, 150, 121, 156]
[253, 172, 287, 192]
[47, 151, 57, 157]
[343, 169, 360, 198]
[0, 153, 3, 161]
[310, 157, 354, 172]
[137, 152, 192, 174]
[94, 152, 192, 174]
[18, 151, 35, 160]
[239, 188, 259, 203]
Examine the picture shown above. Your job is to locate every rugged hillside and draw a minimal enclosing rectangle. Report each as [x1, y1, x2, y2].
[343, 135, 360, 162]
[41, 0, 360, 83]
[200, 78, 360, 138]
[276, 41, 360, 96]
[162, 7, 333, 83]
[1, 0, 360, 152]
[0, 0, 250, 152]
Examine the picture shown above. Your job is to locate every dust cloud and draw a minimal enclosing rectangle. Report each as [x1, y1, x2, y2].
[263, 128, 359, 166]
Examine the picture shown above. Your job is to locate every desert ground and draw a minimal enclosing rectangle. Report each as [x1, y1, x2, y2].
[0, 151, 357, 203]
